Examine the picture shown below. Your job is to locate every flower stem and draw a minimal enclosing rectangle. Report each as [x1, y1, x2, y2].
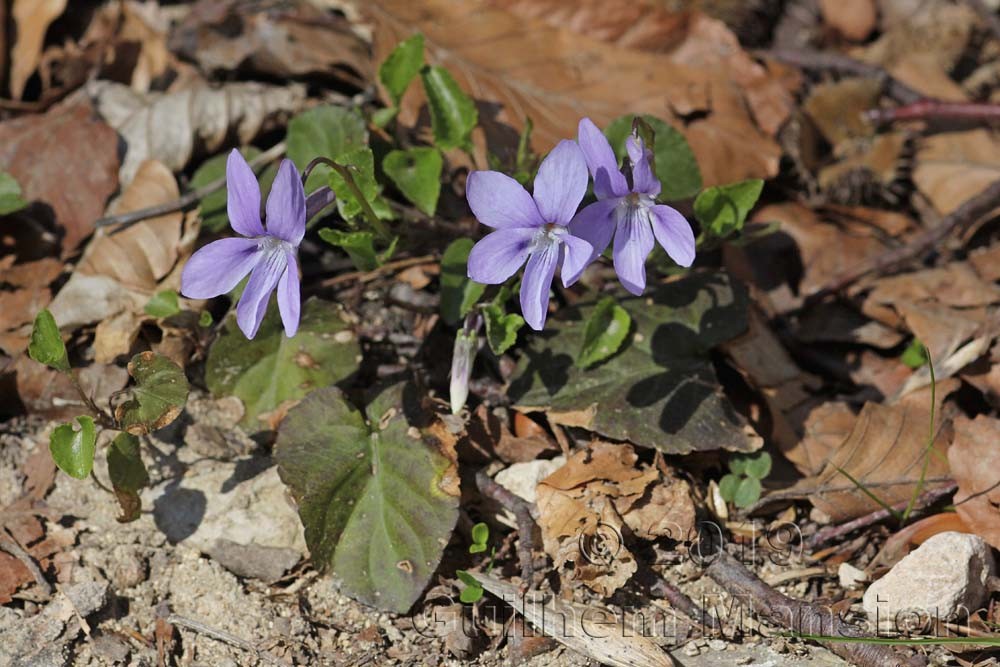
[65, 369, 115, 428]
[302, 157, 392, 243]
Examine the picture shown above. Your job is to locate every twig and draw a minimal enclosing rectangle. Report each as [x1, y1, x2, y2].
[706, 550, 927, 667]
[809, 178, 1000, 299]
[865, 100, 1000, 125]
[475, 469, 538, 586]
[0, 528, 52, 598]
[967, 0, 1000, 43]
[315, 254, 438, 289]
[808, 483, 957, 549]
[648, 574, 721, 631]
[94, 142, 287, 230]
[761, 49, 924, 105]
[167, 614, 284, 666]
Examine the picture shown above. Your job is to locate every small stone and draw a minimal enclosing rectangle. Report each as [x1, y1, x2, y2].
[683, 643, 701, 656]
[207, 539, 301, 581]
[838, 562, 868, 589]
[707, 639, 728, 651]
[863, 531, 994, 631]
[63, 581, 109, 616]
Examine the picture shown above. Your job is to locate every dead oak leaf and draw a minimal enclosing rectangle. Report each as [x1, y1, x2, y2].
[949, 415, 1000, 550]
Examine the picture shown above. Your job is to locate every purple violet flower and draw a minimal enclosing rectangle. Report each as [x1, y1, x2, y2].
[181, 149, 305, 339]
[569, 117, 696, 295]
[465, 140, 593, 331]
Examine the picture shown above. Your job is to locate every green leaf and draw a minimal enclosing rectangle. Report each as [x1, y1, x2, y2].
[733, 476, 762, 509]
[319, 228, 378, 271]
[379, 34, 425, 105]
[744, 452, 772, 480]
[199, 311, 214, 327]
[440, 239, 486, 326]
[190, 148, 278, 232]
[471, 522, 489, 547]
[286, 106, 368, 191]
[114, 352, 189, 435]
[694, 179, 765, 239]
[107, 433, 149, 523]
[275, 383, 460, 613]
[577, 297, 631, 369]
[372, 107, 398, 128]
[901, 339, 929, 369]
[510, 272, 758, 455]
[0, 171, 28, 215]
[421, 65, 478, 151]
[49, 416, 96, 480]
[718, 473, 741, 502]
[144, 290, 181, 318]
[206, 298, 360, 431]
[483, 304, 524, 355]
[605, 114, 702, 200]
[728, 455, 749, 476]
[28, 309, 69, 372]
[326, 147, 380, 221]
[457, 570, 484, 603]
[469, 543, 487, 554]
[383, 147, 442, 216]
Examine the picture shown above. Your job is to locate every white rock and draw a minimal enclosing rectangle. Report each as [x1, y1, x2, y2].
[863, 532, 994, 631]
[493, 457, 566, 504]
[838, 562, 868, 589]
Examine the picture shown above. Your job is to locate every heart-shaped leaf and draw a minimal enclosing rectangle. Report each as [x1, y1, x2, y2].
[107, 432, 149, 523]
[577, 296, 631, 368]
[718, 473, 741, 502]
[744, 451, 772, 480]
[275, 383, 459, 613]
[50, 416, 96, 479]
[733, 476, 762, 508]
[441, 239, 486, 325]
[421, 65, 477, 151]
[115, 352, 189, 435]
[286, 106, 368, 192]
[383, 147, 442, 216]
[694, 179, 764, 239]
[28, 309, 69, 372]
[144, 290, 181, 318]
[319, 228, 378, 271]
[380, 33, 425, 106]
[206, 298, 360, 431]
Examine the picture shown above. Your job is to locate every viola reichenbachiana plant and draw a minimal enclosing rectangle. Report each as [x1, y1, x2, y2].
[25, 32, 770, 614]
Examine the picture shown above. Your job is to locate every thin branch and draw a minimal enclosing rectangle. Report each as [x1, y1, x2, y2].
[648, 573, 721, 631]
[706, 550, 926, 667]
[865, 100, 1000, 125]
[167, 614, 284, 666]
[94, 142, 287, 230]
[314, 254, 438, 289]
[809, 178, 1000, 299]
[475, 468, 538, 586]
[761, 49, 923, 105]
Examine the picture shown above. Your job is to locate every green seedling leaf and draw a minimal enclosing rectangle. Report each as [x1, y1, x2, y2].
[744, 451, 772, 480]
[319, 229, 378, 271]
[577, 297, 631, 368]
[0, 171, 28, 215]
[275, 383, 460, 613]
[901, 339, 929, 369]
[29, 309, 69, 372]
[483, 304, 524, 355]
[728, 455, 749, 476]
[199, 311, 214, 327]
[469, 543, 487, 554]
[49, 416, 96, 480]
[733, 476, 762, 509]
[107, 433, 149, 523]
[144, 290, 181, 318]
[115, 352, 189, 435]
[605, 114, 701, 200]
[380, 34, 424, 105]
[326, 147, 381, 221]
[206, 298, 360, 431]
[471, 522, 489, 546]
[456, 570, 484, 603]
[694, 179, 764, 239]
[286, 106, 368, 191]
[441, 239, 486, 325]
[421, 65, 478, 151]
[510, 272, 758, 455]
[190, 148, 278, 232]
[718, 473, 741, 502]
[383, 147, 442, 216]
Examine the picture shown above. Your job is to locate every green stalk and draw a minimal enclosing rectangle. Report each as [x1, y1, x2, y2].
[302, 157, 392, 242]
[902, 354, 937, 522]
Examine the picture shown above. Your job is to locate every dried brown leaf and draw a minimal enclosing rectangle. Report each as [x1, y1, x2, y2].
[0, 100, 119, 255]
[914, 129, 1000, 215]
[949, 415, 1000, 550]
[368, 0, 783, 186]
[819, 0, 877, 41]
[9, 0, 67, 99]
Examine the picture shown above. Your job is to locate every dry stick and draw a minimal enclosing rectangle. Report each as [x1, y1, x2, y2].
[475, 469, 538, 585]
[762, 49, 924, 105]
[705, 551, 927, 667]
[809, 178, 1000, 300]
[93, 142, 287, 230]
[316, 254, 438, 288]
[807, 483, 957, 549]
[0, 528, 52, 597]
[167, 614, 284, 666]
[648, 575, 721, 631]
[865, 100, 1000, 125]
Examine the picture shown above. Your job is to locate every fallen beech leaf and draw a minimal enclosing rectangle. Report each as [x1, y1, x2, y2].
[0, 100, 119, 255]
[118, 0, 172, 92]
[368, 0, 782, 186]
[88, 79, 307, 186]
[780, 380, 958, 522]
[948, 415, 1000, 550]
[913, 129, 1000, 215]
[9, 0, 67, 99]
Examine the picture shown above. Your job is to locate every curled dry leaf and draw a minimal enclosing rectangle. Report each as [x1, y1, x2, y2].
[914, 129, 1000, 216]
[949, 415, 1000, 550]
[9, 0, 67, 100]
[368, 0, 784, 186]
[0, 100, 119, 255]
[88, 79, 307, 186]
[536, 442, 695, 597]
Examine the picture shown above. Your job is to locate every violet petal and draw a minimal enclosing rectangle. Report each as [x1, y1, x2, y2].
[532, 139, 588, 225]
[613, 212, 655, 296]
[568, 198, 617, 266]
[265, 159, 307, 245]
[466, 171, 543, 229]
[577, 117, 628, 200]
[467, 227, 534, 284]
[650, 204, 696, 268]
[235, 248, 287, 339]
[277, 250, 301, 337]
[625, 136, 661, 197]
[520, 243, 559, 330]
[226, 149, 265, 237]
[559, 233, 594, 287]
[180, 237, 260, 299]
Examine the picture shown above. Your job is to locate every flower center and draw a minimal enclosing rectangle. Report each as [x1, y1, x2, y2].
[257, 235, 293, 256]
[614, 193, 654, 231]
[532, 223, 566, 253]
